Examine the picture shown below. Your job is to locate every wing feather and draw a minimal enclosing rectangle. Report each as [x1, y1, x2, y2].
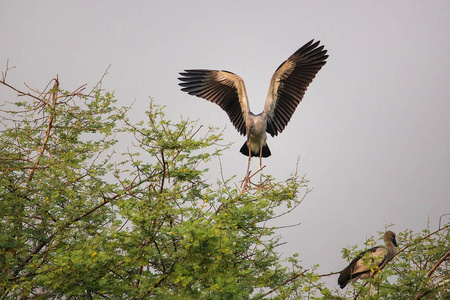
[178, 69, 249, 135]
[264, 40, 328, 136]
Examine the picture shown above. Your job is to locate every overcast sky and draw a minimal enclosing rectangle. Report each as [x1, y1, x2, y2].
[2, 0, 449, 289]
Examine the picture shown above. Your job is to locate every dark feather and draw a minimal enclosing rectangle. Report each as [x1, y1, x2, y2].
[178, 70, 247, 135]
[265, 40, 328, 137]
[240, 142, 271, 158]
[179, 40, 328, 159]
[338, 231, 397, 289]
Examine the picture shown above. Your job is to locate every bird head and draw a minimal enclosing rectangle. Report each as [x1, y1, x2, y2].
[384, 231, 397, 247]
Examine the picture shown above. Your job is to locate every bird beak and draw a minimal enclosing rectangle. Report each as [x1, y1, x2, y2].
[393, 237, 398, 247]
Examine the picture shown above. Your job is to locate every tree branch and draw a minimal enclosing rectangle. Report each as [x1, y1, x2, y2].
[414, 249, 450, 300]
[25, 77, 59, 185]
[261, 269, 309, 298]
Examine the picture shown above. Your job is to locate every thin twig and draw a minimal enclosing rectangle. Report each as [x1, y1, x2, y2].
[261, 269, 309, 297]
[25, 77, 58, 185]
[88, 64, 111, 95]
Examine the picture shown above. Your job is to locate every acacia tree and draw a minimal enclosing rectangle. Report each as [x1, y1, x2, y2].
[0, 68, 323, 299]
[328, 223, 449, 300]
[1, 67, 448, 299]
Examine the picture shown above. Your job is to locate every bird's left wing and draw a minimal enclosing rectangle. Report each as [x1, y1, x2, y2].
[178, 70, 249, 136]
[364, 246, 388, 269]
[263, 40, 328, 136]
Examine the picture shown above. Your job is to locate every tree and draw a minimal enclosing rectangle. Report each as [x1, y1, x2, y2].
[1, 66, 448, 299]
[0, 67, 320, 299]
[331, 223, 449, 300]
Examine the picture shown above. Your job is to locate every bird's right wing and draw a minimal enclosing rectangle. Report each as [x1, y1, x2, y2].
[263, 40, 328, 136]
[353, 247, 388, 275]
[338, 246, 387, 288]
[178, 69, 249, 136]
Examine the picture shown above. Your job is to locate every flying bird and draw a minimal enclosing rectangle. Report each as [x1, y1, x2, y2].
[338, 231, 398, 289]
[178, 40, 328, 172]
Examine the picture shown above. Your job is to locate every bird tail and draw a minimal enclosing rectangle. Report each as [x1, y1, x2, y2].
[239, 142, 271, 158]
[337, 269, 350, 289]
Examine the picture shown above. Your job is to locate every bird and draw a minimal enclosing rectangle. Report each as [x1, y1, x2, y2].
[178, 40, 328, 173]
[338, 231, 398, 289]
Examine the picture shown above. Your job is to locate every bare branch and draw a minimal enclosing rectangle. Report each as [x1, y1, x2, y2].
[88, 64, 111, 95]
[261, 269, 309, 298]
[1, 59, 15, 81]
[25, 77, 59, 185]
[439, 213, 450, 229]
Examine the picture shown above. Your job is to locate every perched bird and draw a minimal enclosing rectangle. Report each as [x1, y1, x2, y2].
[178, 40, 328, 172]
[338, 231, 398, 289]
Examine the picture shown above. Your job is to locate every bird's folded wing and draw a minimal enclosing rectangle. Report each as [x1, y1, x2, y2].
[354, 247, 387, 273]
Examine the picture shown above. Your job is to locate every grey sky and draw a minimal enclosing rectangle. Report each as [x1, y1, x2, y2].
[2, 0, 449, 289]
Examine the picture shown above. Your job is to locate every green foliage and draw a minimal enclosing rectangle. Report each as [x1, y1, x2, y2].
[1, 75, 448, 299]
[333, 224, 449, 300]
[0, 76, 313, 299]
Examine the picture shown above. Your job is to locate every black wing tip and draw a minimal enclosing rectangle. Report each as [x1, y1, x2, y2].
[179, 69, 211, 76]
[311, 39, 321, 47]
[296, 39, 327, 54]
[303, 39, 316, 47]
[178, 70, 212, 83]
[301, 39, 321, 48]
[179, 69, 235, 76]
[282, 39, 328, 67]
[182, 69, 221, 73]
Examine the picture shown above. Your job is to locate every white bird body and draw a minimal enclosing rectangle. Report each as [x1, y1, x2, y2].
[246, 113, 267, 156]
[178, 40, 328, 170]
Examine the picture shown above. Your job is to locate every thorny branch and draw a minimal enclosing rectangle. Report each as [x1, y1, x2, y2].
[1, 65, 122, 281]
[413, 249, 450, 300]
[25, 77, 58, 185]
[88, 64, 111, 96]
[261, 269, 310, 298]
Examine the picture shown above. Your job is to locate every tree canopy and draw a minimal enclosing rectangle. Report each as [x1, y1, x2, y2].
[0, 69, 448, 299]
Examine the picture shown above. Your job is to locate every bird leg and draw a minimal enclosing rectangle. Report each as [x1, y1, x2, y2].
[241, 144, 251, 189]
[259, 144, 263, 183]
[246, 156, 251, 177]
[247, 143, 252, 175]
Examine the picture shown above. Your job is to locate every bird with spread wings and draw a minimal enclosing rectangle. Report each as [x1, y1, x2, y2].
[178, 40, 328, 174]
